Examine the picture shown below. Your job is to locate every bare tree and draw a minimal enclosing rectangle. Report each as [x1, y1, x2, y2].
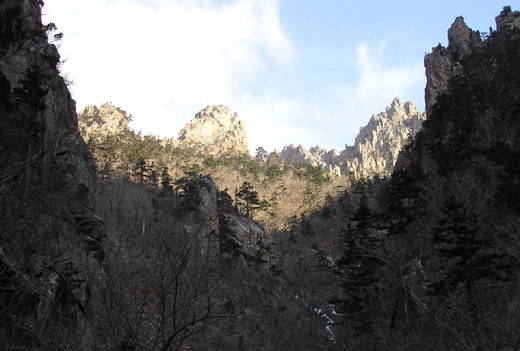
[96, 216, 231, 350]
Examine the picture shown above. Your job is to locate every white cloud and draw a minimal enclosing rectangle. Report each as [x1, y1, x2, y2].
[43, 1, 424, 155]
[322, 40, 425, 148]
[236, 39, 425, 153]
[43, 0, 293, 137]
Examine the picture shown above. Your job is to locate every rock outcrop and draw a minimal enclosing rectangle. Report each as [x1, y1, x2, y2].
[495, 6, 520, 33]
[281, 145, 343, 176]
[175, 175, 278, 269]
[281, 98, 426, 178]
[78, 103, 130, 141]
[173, 104, 249, 156]
[217, 191, 278, 269]
[0, 1, 104, 348]
[346, 98, 425, 178]
[424, 6, 520, 116]
[424, 17, 482, 116]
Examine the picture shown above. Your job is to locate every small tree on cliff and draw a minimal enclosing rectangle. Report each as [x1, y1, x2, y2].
[236, 181, 260, 219]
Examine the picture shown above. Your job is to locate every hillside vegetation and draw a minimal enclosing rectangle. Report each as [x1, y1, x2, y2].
[79, 106, 352, 232]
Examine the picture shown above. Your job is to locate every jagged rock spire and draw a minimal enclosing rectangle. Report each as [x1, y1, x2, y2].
[281, 98, 426, 178]
[425, 6, 520, 116]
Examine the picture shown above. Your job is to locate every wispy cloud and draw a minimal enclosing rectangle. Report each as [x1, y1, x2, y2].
[238, 38, 424, 152]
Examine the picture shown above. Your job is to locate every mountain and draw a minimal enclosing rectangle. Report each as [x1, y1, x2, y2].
[78, 103, 130, 140]
[424, 6, 520, 116]
[4, 1, 520, 350]
[170, 104, 249, 155]
[287, 7, 520, 350]
[80, 103, 250, 157]
[80, 98, 423, 179]
[281, 97, 426, 178]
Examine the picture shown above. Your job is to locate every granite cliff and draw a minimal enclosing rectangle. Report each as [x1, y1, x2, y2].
[169, 104, 249, 156]
[0, 0, 105, 349]
[281, 98, 426, 178]
[424, 6, 520, 115]
[78, 103, 130, 141]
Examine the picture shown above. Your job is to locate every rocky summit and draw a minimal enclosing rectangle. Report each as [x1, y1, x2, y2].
[281, 98, 426, 178]
[424, 6, 520, 116]
[79, 103, 130, 141]
[175, 104, 249, 156]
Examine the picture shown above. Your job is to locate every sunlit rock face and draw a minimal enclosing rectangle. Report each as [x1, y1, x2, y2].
[345, 98, 426, 178]
[79, 103, 130, 140]
[281, 98, 426, 178]
[280, 144, 343, 176]
[176, 104, 249, 156]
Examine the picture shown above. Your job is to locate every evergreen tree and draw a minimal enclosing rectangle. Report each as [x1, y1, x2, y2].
[147, 161, 158, 186]
[333, 193, 383, 346]
[132, 158, 147, 184]
[236, 181, 260, 218]
[321, 193, 335, 218]
[431, 197, 514, 294]
[160, 166, 173, 193]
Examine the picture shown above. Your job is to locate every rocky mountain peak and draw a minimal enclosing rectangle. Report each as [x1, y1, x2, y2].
[386, 98, 419, 124]
[281, 98, 426, 178]
[424, 17, 482, 116]
[425, 6, 520, 116]
[447, 16, 481, 57]
[496, 6, 520, 32]
[176, 104, 249, 155]
[349, 98, 426, 178]
[79, 103, 130, 140]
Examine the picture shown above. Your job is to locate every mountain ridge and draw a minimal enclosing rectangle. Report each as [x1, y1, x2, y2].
[81, 97, 425, 179]
[280, 97, 425, 178]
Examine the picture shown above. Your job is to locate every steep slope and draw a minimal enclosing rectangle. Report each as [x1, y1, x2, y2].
[281, 98, 426, 178]
[0, 1, 104, 348]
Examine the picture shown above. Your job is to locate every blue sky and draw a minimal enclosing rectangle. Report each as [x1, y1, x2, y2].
[43, 0, 508, 153]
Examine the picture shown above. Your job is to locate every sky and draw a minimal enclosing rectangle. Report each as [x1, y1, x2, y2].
[42, 0, 507, 154]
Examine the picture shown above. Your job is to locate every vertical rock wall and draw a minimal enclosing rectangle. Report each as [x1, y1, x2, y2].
[0, 1, 105, 348]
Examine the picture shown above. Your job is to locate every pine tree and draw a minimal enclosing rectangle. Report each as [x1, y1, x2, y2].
[333, 193, 383, 346]
[321, 193, 335, 218]
[255, 146, 267, 162]
[160, 166, 173, 193]
[236, 181, 260, 218]
[431, 197, 513, 294]
[132, 158, 147, 184]
[147, 161, 158, 186]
